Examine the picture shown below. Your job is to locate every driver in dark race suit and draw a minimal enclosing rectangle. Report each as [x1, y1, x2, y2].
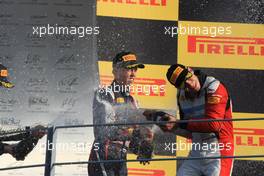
[88, 52, 154, 176]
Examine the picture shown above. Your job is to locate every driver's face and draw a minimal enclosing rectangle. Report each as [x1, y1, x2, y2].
[113, 67, 138, 85]
[184, 74, 201, 92]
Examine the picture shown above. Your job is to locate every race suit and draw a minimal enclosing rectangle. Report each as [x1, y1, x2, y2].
[88, 80, 140, 176]
[177, 71, 234, 176]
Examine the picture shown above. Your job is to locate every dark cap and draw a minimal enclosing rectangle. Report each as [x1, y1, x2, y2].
[166, 64, 192, 88]
[0, 64, 14, 88]
[112, 51, 145, 69]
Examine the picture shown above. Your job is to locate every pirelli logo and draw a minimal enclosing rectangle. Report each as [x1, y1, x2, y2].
[97, 0, 178, 21]
[188, 36, 264, 56]
[184, 128, 264, 147]
[122, 54, 136, 61]
[234, 128, 264, 147]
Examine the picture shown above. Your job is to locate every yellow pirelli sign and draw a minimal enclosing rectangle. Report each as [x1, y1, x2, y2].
[176, 113, 264, 161]
[232, 113, 264, 160]
[178, 21, 264, 70]
[98, 61, 177, 110]
[97, 0, 178, 21]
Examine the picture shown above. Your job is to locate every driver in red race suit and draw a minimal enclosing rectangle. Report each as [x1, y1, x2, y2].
[144, 64, 234, 176]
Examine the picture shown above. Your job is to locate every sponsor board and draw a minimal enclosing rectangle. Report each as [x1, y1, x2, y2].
[97, 0, 178, 21]
[178, 21, 264, 70]
[98, 61, 177, 110]
[232, 113, 264, 160]
[176, 113, 264, 161]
